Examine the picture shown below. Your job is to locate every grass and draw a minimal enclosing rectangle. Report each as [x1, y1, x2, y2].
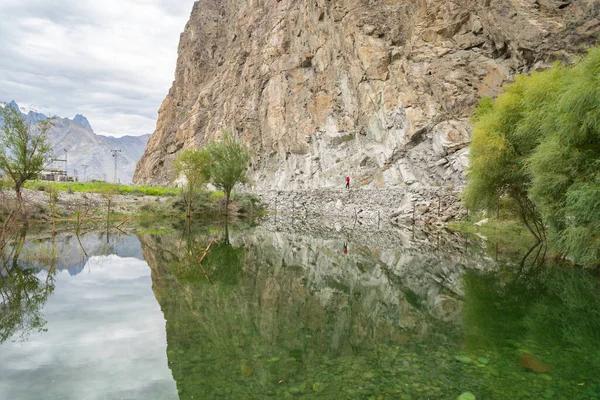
[2, 179, 263, 222]
[24, 180, 178, 196]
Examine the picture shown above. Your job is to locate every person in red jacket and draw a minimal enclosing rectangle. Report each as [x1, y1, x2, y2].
[345, 176, 350, 189]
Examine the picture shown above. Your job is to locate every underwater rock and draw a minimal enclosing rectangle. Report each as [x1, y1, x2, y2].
[454, 355, 473, 364]
[289, 386, 301, 395]
[520, 352, 551, 373]
[312, 382, 325, 393]
[240, 364, 254, 377]
[457, 392, 476, 400]
[477, 357, 489, 365]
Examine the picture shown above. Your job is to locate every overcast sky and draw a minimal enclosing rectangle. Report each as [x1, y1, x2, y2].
[0, 0, 196, 137]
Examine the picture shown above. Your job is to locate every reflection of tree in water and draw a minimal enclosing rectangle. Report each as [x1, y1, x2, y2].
[0, 221, 56, 344]
[463, 255, 600, 383]
[140, 222, 600, 399]
[141, 225, 449, 399]
[0, 261, 55, 343]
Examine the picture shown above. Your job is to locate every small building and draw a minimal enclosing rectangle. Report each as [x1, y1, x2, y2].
[40, 168, 78, 182]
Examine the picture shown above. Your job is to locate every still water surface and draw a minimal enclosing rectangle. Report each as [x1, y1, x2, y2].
[0, 220, 598, 400]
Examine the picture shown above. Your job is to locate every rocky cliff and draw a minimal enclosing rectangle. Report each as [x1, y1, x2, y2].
[134, 0, 599, 189]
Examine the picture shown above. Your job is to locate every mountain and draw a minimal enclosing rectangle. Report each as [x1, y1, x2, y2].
[73, 114, 93, 132]
[0, 102, 150, 183]
[133, 0, 599, 189]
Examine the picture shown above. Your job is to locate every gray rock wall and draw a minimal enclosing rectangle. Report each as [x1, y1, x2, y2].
[134, 0, 599, 190]
[254, 186, 465, 226]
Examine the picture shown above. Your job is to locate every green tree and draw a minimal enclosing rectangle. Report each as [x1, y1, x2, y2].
[528, 47, 600, 267]
[174, 149, 211, 219]
[0, 105, 53, 207]
[0, 219, 55, 344]
[465, 47, 600, 267]
[464, 65, 565, 240]
[206, 131, 250, 217]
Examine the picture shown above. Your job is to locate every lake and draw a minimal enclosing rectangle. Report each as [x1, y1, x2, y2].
[0, 217, 598, 399]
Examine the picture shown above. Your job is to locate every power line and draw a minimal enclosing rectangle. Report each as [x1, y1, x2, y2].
[81, 164, 89, 182]
[110, 149, 122, 184]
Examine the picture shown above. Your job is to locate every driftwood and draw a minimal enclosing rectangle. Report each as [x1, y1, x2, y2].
[198, 239, 217, 284]
[76, 233, 89, 258]
[116, 218, 131, 230]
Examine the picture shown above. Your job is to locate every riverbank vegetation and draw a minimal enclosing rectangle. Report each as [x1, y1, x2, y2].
[0, 107, 260, 225]
[174, 130, 251, 218]
[0, 182, 262, 224]
[464, 47, 600, 268]
[0, 105, 54, 207]
[24, 181, 178, 197]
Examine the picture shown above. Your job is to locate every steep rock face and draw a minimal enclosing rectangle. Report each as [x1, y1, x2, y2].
[134, 0, 599, 189]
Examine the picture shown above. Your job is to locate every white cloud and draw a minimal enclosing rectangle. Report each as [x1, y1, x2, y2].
[0, 256, 178, 399]
[0, 0, 196, 137]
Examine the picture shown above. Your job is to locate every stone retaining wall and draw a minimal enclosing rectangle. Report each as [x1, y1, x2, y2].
[254, 186, 465, 226]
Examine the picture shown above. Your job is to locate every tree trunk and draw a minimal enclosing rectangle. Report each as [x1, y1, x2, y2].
[106, 199, 111, 241]
[15, 185, 23, 210]
[224, 219, 230, 244]
[225, 190, 230, 218]
[14, 184, 27, 220]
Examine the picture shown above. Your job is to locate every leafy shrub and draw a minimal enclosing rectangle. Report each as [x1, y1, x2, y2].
[465, 47, 600, 267]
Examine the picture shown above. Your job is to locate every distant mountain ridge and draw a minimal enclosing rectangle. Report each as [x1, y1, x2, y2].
[0, 101, 150, 183]
[73, 114, 93, 132]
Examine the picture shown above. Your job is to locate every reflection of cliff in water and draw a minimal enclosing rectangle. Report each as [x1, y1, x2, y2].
[236, 216, 495, 324]
[140, 222, 494, 399]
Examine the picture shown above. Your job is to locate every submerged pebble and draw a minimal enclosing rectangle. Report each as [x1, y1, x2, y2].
[455, 355, 473, 364]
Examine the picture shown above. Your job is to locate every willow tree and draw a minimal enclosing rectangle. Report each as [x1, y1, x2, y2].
[206, 131, 250, 217]
[465, 47, 600, 267]
[528, 47, 600, 267]
[174, 149, 211, 219]
[0, 105, 53, 207]
[464, 65, 566, 240]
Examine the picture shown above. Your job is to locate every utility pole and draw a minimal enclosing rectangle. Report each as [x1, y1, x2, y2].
[110, 149, 122, 184]
[81, 164, 89, 182]
[64, 149, 68, 176]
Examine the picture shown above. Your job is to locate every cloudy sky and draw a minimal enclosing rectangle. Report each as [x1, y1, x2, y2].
[0, 252, 178, 399]
[0, 0, 197, 137]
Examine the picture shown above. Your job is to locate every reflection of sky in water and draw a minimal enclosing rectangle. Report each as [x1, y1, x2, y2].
[0, 255, 178, 400]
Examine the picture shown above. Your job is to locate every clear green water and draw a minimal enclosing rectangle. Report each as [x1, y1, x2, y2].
[0, 221, 599, 400]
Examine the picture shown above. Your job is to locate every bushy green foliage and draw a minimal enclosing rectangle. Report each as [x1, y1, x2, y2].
[0, 177, 11, 191]
[231, 192, 263, 216]
[0, 106, 53, 202]
[205, 131, 251, 216]
[171, 190, 262, 217]
[173, 149, 211, 218]
[528, 48, 600, 267]
[465, 47, 600, 267]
